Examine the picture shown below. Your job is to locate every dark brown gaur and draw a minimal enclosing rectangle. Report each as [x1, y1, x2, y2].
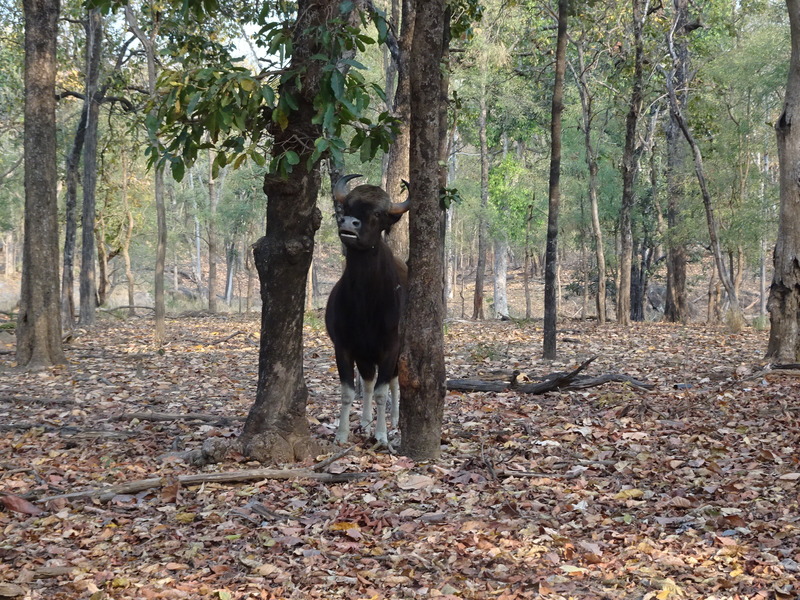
[325, 174, 410, 446]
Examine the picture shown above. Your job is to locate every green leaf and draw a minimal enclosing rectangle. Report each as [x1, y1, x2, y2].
[285, 150, 300, 165]
[330, 70, 345, 100]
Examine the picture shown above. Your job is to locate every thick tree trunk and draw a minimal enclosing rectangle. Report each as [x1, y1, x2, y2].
[78, 8, 102, 327]
[767, 0, 800, 361]
[17, 0, 65, 369]
[398, 0, 448, 461]
[239, 0, 331, 463]
[543, 0, 568, 359]
[472, 93, 489, 320]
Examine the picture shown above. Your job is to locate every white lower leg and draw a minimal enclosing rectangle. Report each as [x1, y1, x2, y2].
[389, 377, 400, 428]
[374, 383, 390, 446]
[360, 377, 376, 433]
[335, 386, 355, 444]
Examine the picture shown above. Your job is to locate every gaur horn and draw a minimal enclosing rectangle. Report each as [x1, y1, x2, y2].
[333, 174, 362, 203]
[388, 198, 410, 215]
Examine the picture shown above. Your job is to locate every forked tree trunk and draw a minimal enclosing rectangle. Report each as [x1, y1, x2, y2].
[398, 0, 448, 461]
[61, 106, 87, 329]
[767, 0, 800, 361]
[17, 0, 66, 369]
[543, 0, 568, 359]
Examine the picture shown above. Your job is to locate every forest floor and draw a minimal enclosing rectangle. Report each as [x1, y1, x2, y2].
[0, 314, 798, 600]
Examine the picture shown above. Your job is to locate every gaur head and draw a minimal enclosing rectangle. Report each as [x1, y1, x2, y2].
[333, 174, 410, 251]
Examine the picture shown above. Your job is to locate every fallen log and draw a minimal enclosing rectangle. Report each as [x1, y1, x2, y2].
[447, 356, 654, 394]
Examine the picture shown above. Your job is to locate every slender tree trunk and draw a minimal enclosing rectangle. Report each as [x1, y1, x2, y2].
[570, 43, 606, 323]
[664, 0, 690, 323]
[207, 155, 218, 313]
[543, 0, 568, 359]
[78, 8, 102, 326]
[524, 203, 533, 319]
[665, 23, 741, 317]
[383, 0, 414, 260]
[472, 92, 489, 320]
[121, 156, 136, 316]
[617, 0, 647, 327]
[767, 0, 800, 361]
[17, 0, 65, 369]
[398, 0, 448, 461]
[126, 5, 166, 344]
[61, 105, 87, 329]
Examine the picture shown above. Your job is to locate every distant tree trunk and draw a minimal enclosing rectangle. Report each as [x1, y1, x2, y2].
[664, 0, 689, 323]
[472, 92, 489, 320]
[126, 5, 166, 344]
[121, 156, 136, 316]
[207, 155, 219, 313]
[398, 0, 448, 461]
[665, 22, 741, 319]
[94, 211, 109, 306]
[767, 0, 800, 361]
[61, 105, 87, 329]
[570, 42, 606, 323]
[225, 241, 236, 305]
[617, 0, 646, 327]
[493, 238, 508, 318]
[78, 8, 102, 327]
[523, 203, 533, 319]
[543, 0, 568, 359]
[17, 0, 66, 369]
[239, 0, 332, 464]
[383, 0, 414, 261]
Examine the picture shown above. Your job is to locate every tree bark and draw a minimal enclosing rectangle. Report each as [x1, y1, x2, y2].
[398, 0, 448, 461]
[126, 5, 166, 344]
[239, 0, 332, 464]
[767, 0, 800, 361]
[664, 0, 690, 323]
[543, 0, 568, 359]
[78, 8, 102, 327]
[121, 155, 136, 317]
[61, 105, 87, 329]
[207, 154, 219, 313]
[570, 42, 606, 323]
[665, 15, 741, 319]
[17, 0, 65, 369]
[383, 0, 414, 261]
[472, 92, 489, 320]
[617, 0, 647, 327]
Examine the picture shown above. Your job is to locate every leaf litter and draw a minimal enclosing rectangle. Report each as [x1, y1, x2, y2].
[0, 315, 798, 599]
